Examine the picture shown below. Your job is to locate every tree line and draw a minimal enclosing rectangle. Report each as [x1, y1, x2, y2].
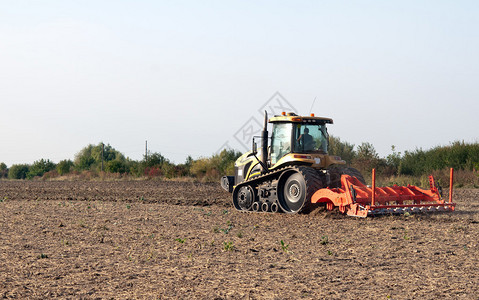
[0, 139, 478, 186]
[0, 143, 242, 181]
[329, 137, 479, 176]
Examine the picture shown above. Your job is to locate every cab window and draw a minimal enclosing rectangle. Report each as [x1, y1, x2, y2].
[293, 124, 328, 154]
[270, 123, 292, 165]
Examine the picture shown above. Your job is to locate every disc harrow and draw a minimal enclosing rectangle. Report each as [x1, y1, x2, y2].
[311, 168, 456, 217]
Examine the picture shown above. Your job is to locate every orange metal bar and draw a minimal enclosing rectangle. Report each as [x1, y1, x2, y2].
[371, 168, 376, 207]
[449, 168, 454, 203]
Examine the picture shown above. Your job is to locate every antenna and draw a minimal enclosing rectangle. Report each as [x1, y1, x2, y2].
[309, 96, 317, 114]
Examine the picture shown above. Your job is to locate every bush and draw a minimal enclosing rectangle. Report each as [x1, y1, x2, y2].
[190, 158, 209, 177]
[8, 164, 30, 179]
[42, 170, 59, 180]
[398, 141, 479, 176]
[139, 152, 169, 177]
[107, 159, 128, 174]
[79, 170, 98, 180]
[177, 155, 193, 177]
[174, 163, 191, 177]
[139, 152, 193, 179]
[190, 149, 242, 181]
[161, 162, 177, 179]
[144, 166, 162, 177]
[128, 160, 142, 177]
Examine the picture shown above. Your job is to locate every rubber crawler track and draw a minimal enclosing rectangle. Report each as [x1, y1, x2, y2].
[233, 165, 323, 214]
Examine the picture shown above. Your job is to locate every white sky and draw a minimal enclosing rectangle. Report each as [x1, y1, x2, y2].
[1, 1, 478, 166]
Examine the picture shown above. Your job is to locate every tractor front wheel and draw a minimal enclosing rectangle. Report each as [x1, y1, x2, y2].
[234, 185, 255, 211]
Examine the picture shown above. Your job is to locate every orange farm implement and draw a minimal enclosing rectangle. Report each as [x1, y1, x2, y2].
[311, 168, 456, 217]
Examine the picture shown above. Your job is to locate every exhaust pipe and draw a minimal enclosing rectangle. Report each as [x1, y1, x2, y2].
[261, 111, 268, 173]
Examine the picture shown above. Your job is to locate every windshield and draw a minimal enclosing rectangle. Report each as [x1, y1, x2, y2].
[293, 123, 328, 154]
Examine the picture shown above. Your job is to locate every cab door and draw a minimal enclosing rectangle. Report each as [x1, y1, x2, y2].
[270, 123, 292, 166]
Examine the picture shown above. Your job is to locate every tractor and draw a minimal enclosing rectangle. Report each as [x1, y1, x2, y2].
[221, 112, 455, 217]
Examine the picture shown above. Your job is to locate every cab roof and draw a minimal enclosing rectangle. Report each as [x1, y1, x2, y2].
[269, 112, 333, 124]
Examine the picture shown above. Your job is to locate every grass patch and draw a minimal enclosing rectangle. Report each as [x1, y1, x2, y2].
[223, 241, 234, 251]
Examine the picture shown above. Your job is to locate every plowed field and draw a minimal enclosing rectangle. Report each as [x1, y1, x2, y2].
[0, 180, 478, 299]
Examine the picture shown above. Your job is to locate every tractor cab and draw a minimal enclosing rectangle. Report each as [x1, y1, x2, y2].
[268, 112, 334, 168]
[270, 119, 329, 165]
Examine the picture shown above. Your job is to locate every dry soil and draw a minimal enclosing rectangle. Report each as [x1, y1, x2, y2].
[0, 180, 478, 299]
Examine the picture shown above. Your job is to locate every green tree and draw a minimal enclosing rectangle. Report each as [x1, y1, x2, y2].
[75, 144, 96, 171]
[145, 152, 167, 167]
[352, 142, 386, 176]
[8, 164, 30, 179]
[57, 159, 74, 175]
[27, 159, 56, 179]
[91, 143, 119, 162]
[385, 145, 402, 176]
[75, 143, 126, 172]
[328, 135, 356, 164]
[0, 162, 7, 178]
[356, 142, 379, 160]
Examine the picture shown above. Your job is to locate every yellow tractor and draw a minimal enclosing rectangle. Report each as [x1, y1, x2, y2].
[221, 112, 455, 217]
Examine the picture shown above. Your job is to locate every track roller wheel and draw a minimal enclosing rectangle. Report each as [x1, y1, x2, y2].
[261, 202, 271, 212]
[271, 202, 280, 213]
[234, 185, 255, 211]
[277, 167, 322, 214]
[252, 202, 261, 212]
